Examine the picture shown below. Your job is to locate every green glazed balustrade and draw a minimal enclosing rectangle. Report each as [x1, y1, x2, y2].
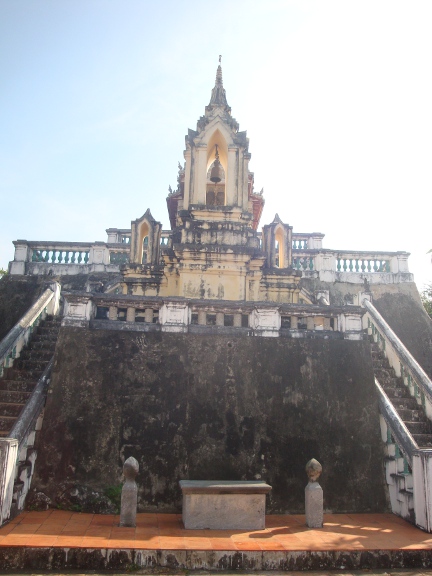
[292, 256, 314, 270]
[337, 258, 390, 273]
[109, 252, 130, 265]
[32, 249, 89, 264]
[292, 239, 308, 249]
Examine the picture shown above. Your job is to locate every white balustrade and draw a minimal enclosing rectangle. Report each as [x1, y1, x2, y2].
[9, 241, 130, 275]
[0, 284, 61, 526]
[292, 233, 324, 250]
[364, 298, 432, 532]
[105, 228, 131, 244]
[10, 237, 412, 285]
[293, 250, 412, 283]
[364, 299, 432, 420]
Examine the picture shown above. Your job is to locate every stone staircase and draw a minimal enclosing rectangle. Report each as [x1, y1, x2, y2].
[372, 341, 432, 524]
[0, 316, 61, 438]
[371, 342, 432, 448]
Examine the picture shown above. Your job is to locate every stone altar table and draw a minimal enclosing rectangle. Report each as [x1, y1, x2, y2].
[179, 480, 272, 530]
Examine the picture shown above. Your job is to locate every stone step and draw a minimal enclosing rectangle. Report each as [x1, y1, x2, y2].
[12, 480, 24, 503]
[2, 368, 43, 381]
[0, 390, 31, 404]
[396, 408, 422, 421]
[37, 320, 61, 332]
[0, 380, 36, 393]
[371, 354, 390, 368]
[42, 316, 61, 324]
[18, 462, 32, 482]
[0, 403, 24, 418]
[384, 386, 411, 399]
[13, 358, 50, 371]
[29, 340, 57, 351]
[0, 416, 16, 432]
[406, 421, 431, 435]
[391, 472, 411, 482]
[0, 389, 32, 404]
[399, 488, 415, 510]
[374, 369, 398, 385]
[35, 326, 60, 338]
[31, 329, 58, 342]
[390, 397, 420, 410]
[18, 349, 53, 362]
[413, 434, 432, 448]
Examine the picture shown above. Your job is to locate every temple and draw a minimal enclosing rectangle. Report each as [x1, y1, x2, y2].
[1, 61, 432, 533]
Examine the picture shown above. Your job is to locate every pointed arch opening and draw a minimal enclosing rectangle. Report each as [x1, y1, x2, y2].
[206, 157, 226, 206]
[206, 129, 228, 207]
[138, 222, 150, 264]
[275, 226, 285, 268]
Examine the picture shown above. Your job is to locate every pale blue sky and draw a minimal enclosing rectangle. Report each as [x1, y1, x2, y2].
[1, 0, 431, 289]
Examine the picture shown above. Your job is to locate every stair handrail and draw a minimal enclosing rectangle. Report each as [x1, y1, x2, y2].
[375, 378, 417, 464]
[364, 299, 432, 403]
[0, 283, 60, 376]
[0, 357, 54, 528]
[9, 358, 53, 450]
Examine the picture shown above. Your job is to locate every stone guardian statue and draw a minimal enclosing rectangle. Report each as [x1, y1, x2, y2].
[120, 456, 139, 527]
[305, 458, 323, 528]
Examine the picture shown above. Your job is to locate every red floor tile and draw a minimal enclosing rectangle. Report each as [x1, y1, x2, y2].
[1, 511, 432, 553]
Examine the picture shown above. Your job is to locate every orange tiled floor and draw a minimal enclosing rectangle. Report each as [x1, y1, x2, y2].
[0, 511, 431, 551]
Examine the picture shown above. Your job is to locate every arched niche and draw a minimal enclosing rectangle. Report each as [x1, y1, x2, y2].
[205, 129, 228, 207]
[138, 222, 150, 264]
[206, 129, 228, 173]
[275, 226, 285, 269]
[262, 215, 293, 269]
[130, 209, 162, 265]
[206, 158, 226, 206]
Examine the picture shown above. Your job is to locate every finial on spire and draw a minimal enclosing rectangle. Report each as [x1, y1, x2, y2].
[209, 57, 228, 108]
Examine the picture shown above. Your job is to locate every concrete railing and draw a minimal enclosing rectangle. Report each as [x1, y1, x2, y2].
[292, 249, 412, 283]
[377, 380, 432, 532]
[365, 298, 432, 532]
[0, 360, 53, 526]
[376, 380, 417, 463]
[292, 232, 324, 250]
[106, 228, 171, 246]
[364, 299, 432, 420]
[61, 293, 365, 340]
[0, 284, 60, 526]
[0, 283, 60, 377]
[9, 241, 130, 275]
[9, 238, 413, 285]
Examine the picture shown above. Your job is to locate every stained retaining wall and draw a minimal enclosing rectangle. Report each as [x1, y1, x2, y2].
[31, 328, 387, 514]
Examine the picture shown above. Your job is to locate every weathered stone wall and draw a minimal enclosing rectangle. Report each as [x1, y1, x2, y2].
[32, 328, 387, 514]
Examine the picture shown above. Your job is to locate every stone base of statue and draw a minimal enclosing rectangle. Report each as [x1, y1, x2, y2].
[305, 481, 323, 528]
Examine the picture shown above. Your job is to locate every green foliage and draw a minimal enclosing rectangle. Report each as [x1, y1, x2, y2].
[126, 563, 142, 572]
[421, 283, 432, 318]
[0, 268, 7, 277]
[104, 483, 122, 512]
